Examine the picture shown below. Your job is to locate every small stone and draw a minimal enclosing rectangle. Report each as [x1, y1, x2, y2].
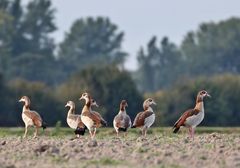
[1, 141, 6, 145]
[220, 145, 225, 148]
[51, 146, 60, 154]
[183, 138, 189, 143]
[154, 159, 162, 164]
[34, 144, 50, 153]
[88, 140, 98, 147]
[164, 152, 172, 156]
[6, 165, 16, 168]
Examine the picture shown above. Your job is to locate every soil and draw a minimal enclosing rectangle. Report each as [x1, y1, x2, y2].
[0, 132, 240, 168]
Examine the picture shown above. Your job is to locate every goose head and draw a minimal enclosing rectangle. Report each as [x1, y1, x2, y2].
[120, 100, 128, 111]
[91, 99, 99, 107]
[196, 90, 211, 103]
[19, 96, 30, 104]
[79, 92, 90, 101]
[143, 98, 156, 110]
[65, 101, 75, 109]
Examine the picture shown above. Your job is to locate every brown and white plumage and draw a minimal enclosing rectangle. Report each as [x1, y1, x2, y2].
[132, 98, 156, 137]
[90, 99, 107, 128]
[19, 96, 46, 138]
[79, 92, 105, 139]
[113, 100, 131, 137]
[65, 101, 86, 137]
[173, 90, 211, 139]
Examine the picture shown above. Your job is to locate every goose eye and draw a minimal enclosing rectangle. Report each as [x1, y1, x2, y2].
[149, 99, 152, 102]
[201, 91, 206, 94]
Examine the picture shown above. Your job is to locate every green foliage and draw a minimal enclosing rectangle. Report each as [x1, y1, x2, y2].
[7, 79, 64, 126]
[0, 0, 58, 84]
[150, 74, 240, 126]
[136, 36, 183, 92]
[181, 17, 240, 76]
[56, 66, 143, 125]
[58, 17, 128, 77]
[1, 1, 240, 127]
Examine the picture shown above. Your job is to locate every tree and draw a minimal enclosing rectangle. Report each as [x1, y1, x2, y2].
[10, 53, 58, 84]
[0, 10, 13, 75]
[8, 79, 64, 126]
[136, 37, 158, 92]
[58, 17, 128, 76]
[150, 74, 240, 126]
[56, 66, 143, 125]
[181, 17, 240, 77]
[20, 0, 56, 56]
[136, 36, 183, 92]
[0, 0, 59, 84]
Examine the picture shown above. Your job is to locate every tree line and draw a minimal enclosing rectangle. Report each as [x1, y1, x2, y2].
[1, 0, 240, 126]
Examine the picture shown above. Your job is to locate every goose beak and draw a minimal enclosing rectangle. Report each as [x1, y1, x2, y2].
[152, 101, 157, 105]
[65, 104, 68, 107]
[79, 97, 83, 100]
[206, 93, 211, 98]
[125, 103, 128, 107]
[95, 103, 99, 107]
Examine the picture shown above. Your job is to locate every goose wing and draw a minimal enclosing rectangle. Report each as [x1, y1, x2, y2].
[23, 110, 42, 127]
[132, 111, 153, 128]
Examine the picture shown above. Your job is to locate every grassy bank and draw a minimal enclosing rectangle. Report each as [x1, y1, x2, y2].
[0, 127, 239, 138]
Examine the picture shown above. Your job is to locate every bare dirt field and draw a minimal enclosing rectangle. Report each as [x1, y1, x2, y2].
[0, 128, 240, 168]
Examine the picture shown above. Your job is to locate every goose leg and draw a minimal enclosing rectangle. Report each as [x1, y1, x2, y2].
[93, 128, 97, 137]
[89, 130, 93, 138]
[124, 132, 128, 138]
[188, 127, 194, 140]
[192, 128, 195, 140]
[188, 127, 191, 139]
[141, 128, 144, 136]
[144, 128, 147, 137]
[33, 127, 39, 138]
[23, 125, 28, 138]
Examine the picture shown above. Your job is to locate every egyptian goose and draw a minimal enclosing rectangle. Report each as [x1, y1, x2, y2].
[79, 92, 104, 139]
[65, 101, 86, 137]
[19, 96, 46, 138]
[113, 100, 132, 137]
[173, 90, 211, 139]
[90, 99, 107, 128]
[132, 98, 157, 137]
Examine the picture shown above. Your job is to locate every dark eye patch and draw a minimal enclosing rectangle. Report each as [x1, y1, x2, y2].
[149, 99, 152, 102]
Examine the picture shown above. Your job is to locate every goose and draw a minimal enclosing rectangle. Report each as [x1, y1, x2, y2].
[113, 100, 131, 137]
[90, 99, 107, 128]
[173, 90, 211, 140]
[79, 92, 103, 139]
[132, 98, 156, 137]
[65, 101, 86, 137]
[19, 96, 46, 138]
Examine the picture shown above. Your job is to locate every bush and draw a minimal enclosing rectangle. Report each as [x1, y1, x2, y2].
[150, 74, 240, 126]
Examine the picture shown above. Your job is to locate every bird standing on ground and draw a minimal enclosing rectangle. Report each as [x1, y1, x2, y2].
[65, 101, 86, 137]
[113, 100, 132, 137]
[132, 98, 157, 137]
[173, 90, 211, 140]
[19, 96, 46, 138]
[80, 92, 105, 139]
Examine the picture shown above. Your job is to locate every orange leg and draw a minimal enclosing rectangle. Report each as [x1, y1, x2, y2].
[33, 127, 39, 138]
[188, 127, 195, 140]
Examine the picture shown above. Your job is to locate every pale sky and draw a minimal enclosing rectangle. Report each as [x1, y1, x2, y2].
[23, 0, 240, 70]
